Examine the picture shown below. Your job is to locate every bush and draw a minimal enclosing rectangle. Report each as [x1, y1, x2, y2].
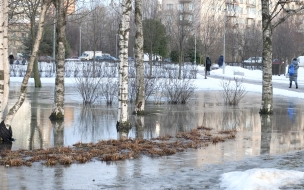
[220, 77, 247, 105]
[164, 78, 197, 104]
[75, 72, 102, 105]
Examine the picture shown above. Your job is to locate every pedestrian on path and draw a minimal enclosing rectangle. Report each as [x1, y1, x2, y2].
[206, 56, 211, 75]
[9, 52, 14, 65]
[288, 58, 299, 89]
[218, 55, 223, 67]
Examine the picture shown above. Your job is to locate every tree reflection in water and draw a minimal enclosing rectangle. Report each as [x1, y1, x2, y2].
[76, 105, 116, 140]
[52, 120, 64, 147]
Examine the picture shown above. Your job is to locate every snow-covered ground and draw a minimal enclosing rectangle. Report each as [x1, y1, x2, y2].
[10, 64, 304, 99]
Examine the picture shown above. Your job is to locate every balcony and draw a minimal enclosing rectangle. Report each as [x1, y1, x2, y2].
[178, 0, 192, 3]
[226, 11, 238, 17]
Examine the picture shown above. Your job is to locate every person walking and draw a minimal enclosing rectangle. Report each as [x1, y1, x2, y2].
[206, 56, 211, 75]
[218, 55, 223, 67]
[288, 58, 299, 89]
[9, 52, 14, 65]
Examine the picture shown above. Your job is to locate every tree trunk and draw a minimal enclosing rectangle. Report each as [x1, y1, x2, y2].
[178, 49, 183, 79]
[2, 0, 9, 119]
[30, 18, 42, 88]
[117, 0, 132, 131]
[49, 0, 66, 121]
[33, 58, 41, 87]
[149, 53, 152, 77]
[0, 0, 5, 119]
[134, 0, 145, 114]
[260, 0, 273, 114]
[0, 1, 49, 142]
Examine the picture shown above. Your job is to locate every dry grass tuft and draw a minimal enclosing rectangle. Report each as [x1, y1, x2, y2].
[59, 156, 73, 165]
[212, 136, 225, 144]
[0, 126, 237, 167]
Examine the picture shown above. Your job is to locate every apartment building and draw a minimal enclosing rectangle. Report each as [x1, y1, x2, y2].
[160, 0, 303, 62]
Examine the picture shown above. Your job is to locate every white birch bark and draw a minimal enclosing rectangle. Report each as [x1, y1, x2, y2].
[117, 0, 132, 128]
[3, 1, 49, 129]
[0, 0, 4, 119]
[134, 0, 145, 113]
[2, 0, 9, 118]
[260, 0, 273, 114]
[50, 0, 66, 120]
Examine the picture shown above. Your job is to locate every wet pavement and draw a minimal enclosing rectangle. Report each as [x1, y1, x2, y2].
[1, 81, 304, 189]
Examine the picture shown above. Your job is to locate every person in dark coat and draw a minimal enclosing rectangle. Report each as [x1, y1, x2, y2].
[206, 56, 211, 75]
[218, 55, 223, 67]
[288, 58, 299, 89]
[8, 53, 14, 65]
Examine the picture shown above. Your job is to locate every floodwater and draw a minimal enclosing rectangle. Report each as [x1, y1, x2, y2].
[1, 82, 304, 189]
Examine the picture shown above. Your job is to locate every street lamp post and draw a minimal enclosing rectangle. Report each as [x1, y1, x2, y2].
[194, 33, 197, 65]
[223, 9, 226, 74]
[116, 34, 118, 58]
[79, 25, 82, 56]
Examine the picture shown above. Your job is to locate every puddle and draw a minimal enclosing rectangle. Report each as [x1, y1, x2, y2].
[1, 82, 304, 189]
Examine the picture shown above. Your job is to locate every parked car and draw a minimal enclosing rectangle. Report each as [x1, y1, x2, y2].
[272, 59, 280, 64]
[38, 56, 54, 63]
[164, 58, 171, 62]
[243, 57, 262, 64]
[96, 55, 118, 61]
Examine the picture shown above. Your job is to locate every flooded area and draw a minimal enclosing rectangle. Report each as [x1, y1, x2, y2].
[1, 82, 304, 189]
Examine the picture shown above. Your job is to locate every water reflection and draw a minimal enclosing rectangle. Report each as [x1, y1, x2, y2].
[5, 83, 304, 160]
[52, 121, 64, 147]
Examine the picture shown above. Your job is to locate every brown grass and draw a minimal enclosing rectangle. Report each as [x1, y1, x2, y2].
[0, 126, 237, 167]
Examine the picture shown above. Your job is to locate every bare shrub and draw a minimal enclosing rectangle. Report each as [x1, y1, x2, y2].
[145, 77, 159, 101]
[164, 79, 197, 104]
[153, 80, 165, 104]
[220, 77, 247, 105]
[100, 77, 118, 105]
[75, 73, 102, 105]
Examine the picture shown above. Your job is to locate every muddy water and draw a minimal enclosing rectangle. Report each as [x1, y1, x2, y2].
[1, 82, 304, 189]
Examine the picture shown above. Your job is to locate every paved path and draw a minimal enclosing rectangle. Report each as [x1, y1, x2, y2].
[199, 71, 304, 93]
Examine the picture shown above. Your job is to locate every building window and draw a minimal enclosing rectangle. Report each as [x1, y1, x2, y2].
[189, 15, 193, 22]
[180, 15, 183, 20]
[189, 3, 194, 10]
[167, 4, 173, 10]
[178, 4, 184, 11]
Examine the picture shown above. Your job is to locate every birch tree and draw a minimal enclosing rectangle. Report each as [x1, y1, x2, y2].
[134, 0, 145, 114]
[260, 0, 304, 114]
[49, 0, 67, 120]
[0, 0, 6, 120]
[2, 0, 9, 120]
[0, 0, 50, 142]
[117, 0, 131, 131]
